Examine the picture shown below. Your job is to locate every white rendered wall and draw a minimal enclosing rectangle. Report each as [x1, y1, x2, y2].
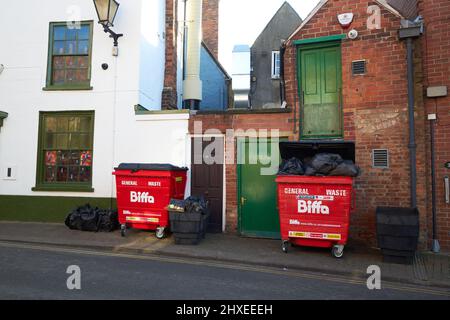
[139, 0, 166, 110]
[0, 0, 189, 200]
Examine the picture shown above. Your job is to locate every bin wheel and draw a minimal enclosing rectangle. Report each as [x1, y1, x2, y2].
[156, 227, 166, 239]
[282, 241, 289, 253]
[120, 225, 127, 237]
[332, 245, 344, 259]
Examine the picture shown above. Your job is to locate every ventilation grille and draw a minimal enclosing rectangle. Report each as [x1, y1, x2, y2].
[352, 60, 366, 75]
[373, 149, 389, 168]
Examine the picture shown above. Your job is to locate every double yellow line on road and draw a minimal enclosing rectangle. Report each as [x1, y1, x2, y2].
[0, 240, 448, 298]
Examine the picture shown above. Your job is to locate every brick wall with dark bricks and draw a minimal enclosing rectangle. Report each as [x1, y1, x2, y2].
[162, 0, 178, 110]
[202, 0, 220, 58]
[189, 113, 296, 232]
[283, 0, 429, 248]
[419, 0, 450, 251]
[185, 0, 449, 251]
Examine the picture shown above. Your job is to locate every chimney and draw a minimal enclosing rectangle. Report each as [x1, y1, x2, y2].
[162, 0, 178, 110]
[183, 0, 203, 110]
[202, 0, 219, 58]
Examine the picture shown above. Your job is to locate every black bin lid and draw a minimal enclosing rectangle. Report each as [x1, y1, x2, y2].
[115, 163, 188, 172]
[279, 140, 356, 162]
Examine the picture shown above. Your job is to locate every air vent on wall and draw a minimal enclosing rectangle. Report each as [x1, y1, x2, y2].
[352, 60, 366, 75]
[373, 149, 389, 169]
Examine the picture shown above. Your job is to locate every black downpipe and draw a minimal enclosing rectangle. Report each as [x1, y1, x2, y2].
[406, 38, 417, 208]
[280, 44, 286, 103]
[294, 44, 299, 135]
[430, 119, 438, 249]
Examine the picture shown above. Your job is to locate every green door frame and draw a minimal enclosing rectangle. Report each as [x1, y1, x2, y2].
[297, 40, 343, 139]
[237, 137, 286, 238]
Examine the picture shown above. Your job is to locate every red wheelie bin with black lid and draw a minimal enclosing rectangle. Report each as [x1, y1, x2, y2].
[276, 141, 356, 258]
[113, 163, 188, 239]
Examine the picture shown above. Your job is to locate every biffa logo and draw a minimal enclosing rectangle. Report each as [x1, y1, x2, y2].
[298, 200, 330, 215]
[130, 192, 155, 204]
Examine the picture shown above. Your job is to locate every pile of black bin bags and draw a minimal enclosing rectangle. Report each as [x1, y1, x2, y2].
[278, 153, 360, 177]
[168, 196, 209, 215]
[65, 204, 119, 232]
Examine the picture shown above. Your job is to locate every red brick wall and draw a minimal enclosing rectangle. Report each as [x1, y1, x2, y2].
[202, 0, 219, 58]
[189, 112, 295, 232]
[419, 0, 450, 250]
[284, 0, 428, 247]
[162, 0, 178, 110]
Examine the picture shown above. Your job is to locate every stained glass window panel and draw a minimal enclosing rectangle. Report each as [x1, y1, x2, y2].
[66, 28, 77, 40]
[48, 22, 91, 87]
[78, 40, 89, 54]
[53, 41, 65, 54]
[45, 166, 57, 182]
[39, 112, 94, 186]
[57, 166, 68, 182]
[68, 167, 80, 182]
[79, 166, 91, 182]
[78, 26, 90, 40]
[54, 26, 66, 41]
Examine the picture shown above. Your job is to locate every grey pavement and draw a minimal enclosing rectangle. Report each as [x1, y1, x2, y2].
[0, 221, 449, 290]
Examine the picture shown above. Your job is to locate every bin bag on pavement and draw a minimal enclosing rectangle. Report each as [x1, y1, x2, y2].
[328, 160, 360, 177]
[97, 209, 120, 232]
[65, 204, 119, 232]
[278, 157, 305, 175]
[311, 153, 344, 175]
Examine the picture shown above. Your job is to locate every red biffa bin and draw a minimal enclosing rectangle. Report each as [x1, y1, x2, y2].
[276, 141, 356, 258]
[113, 163, 188, 239]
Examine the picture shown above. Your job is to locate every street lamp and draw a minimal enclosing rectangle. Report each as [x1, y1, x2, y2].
[93, 0, 123, 48]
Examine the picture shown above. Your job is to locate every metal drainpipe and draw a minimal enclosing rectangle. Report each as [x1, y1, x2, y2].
[430, 118, 440, 252]
[407, 37, 417, 208]
[280, 43, 287, 105]
[399, 23, 423, 208]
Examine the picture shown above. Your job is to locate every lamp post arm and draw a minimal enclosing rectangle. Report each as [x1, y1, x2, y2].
[102, 25, 123, 47]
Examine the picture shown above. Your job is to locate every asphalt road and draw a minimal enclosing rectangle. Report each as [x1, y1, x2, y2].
[0, 242, 448, 300]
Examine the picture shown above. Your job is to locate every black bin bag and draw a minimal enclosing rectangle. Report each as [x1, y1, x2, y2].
[65, 204, 119, 232]
[278, 157, 305, 175]
[329, 160, 360, 177]
[311, 153, 344, 175]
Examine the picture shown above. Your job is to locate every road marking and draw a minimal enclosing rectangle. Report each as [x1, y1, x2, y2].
[0, 240, 448, 297]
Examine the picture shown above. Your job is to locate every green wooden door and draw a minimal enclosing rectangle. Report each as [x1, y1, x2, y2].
[299, 44, 342, 138]
[238, 138, 281, 239]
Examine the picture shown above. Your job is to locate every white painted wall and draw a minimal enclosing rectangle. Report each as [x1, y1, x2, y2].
[0, 0, 190, 199]
[139, 0, 166, 110]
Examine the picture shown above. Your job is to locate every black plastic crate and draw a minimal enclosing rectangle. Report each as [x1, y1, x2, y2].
[169, 211, 209, 245]
[376, 207, 419, 264]
[170, 213, 203, 233]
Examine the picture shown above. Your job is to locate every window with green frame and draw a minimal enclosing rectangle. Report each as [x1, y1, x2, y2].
[34, 111, 95, 192]
[45, 21, 93, 90]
